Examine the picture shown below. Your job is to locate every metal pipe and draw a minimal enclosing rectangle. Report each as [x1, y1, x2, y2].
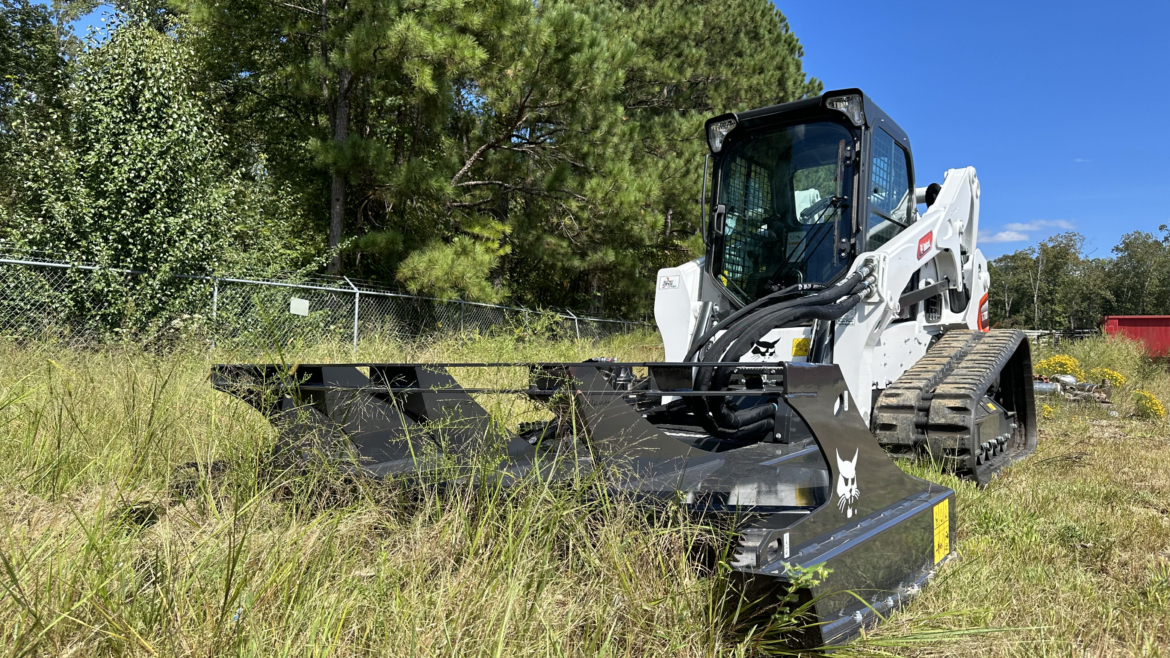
[215, 360, 783, 369]
[240, 385, 787, 397]
[700, 154, 710, 244]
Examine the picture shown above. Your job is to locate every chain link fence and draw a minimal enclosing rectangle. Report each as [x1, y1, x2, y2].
[0, 250, 649, 350]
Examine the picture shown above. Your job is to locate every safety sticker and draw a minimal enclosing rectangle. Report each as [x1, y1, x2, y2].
[658, 275, 680, 290]
[792, 337, 811, 357]
[933, 498, 950, 564]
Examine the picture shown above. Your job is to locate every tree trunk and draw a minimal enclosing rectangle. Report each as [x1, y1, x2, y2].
[1002, 278, 1013, 319]
[327, 67, 352, 274]
[1032, 251, 1044, 329]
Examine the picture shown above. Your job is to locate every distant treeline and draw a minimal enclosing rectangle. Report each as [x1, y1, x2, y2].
[0, 0, 820, 320]
[988, 229, 1170, 330]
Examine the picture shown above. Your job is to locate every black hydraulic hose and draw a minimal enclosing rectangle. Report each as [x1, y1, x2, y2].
[688, 273, 867, 405]
[686, 281, 871, 442]
[713, 400, 778, 429]
[718, 280, 866, 361]
[694, 293, 865, 433]
[684, 282, 824, 362]
[680, 266, 872, 442]
[696, 276, 867, 377]
[707, 292, 865, 394]
[686, 272, 863, 363]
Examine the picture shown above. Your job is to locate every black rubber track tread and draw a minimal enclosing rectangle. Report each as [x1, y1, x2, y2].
[872, 330, 982, 450]
[925, 329, 1029, 483]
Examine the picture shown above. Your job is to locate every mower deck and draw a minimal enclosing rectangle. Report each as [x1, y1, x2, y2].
[212, 360, 955, 646]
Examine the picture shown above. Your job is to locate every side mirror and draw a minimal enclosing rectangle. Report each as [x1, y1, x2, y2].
[712, 204, 727, 235]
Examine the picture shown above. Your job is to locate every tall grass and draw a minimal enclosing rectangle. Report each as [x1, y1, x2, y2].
[2, 331, 875, 657]
[5, 330, 1165, 656]
[0, 331, 726, 656]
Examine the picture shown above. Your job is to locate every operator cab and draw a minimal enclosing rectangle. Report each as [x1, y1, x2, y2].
[704, 90, 915, 307]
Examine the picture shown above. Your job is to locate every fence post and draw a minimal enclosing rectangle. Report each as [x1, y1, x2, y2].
[565, 309, 580, 341]
[210, 276, 219, 349]
[460, 300, 465, 333]
[344, 276, 359, 353]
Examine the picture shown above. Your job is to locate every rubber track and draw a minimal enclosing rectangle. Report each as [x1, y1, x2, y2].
[872, 330, 981, 451]
[926, 329, 1028, 483]
[874, 329, 1029, 484]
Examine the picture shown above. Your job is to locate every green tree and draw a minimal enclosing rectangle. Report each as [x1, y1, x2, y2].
[2, 15, 316, 327]
[186, 0, 492, 274]
[987, 232, 1106, 330]
[184, 0, 820, 313]
[988, 249, 1033, 327]
[0, 0, 68, 203]
[1107, 228, 1170, 315]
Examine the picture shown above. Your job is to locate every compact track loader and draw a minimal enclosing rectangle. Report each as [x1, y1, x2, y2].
[214, 89, 1037, 645]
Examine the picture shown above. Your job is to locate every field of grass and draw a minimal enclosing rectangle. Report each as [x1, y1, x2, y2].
[1, 330, 1168, 656]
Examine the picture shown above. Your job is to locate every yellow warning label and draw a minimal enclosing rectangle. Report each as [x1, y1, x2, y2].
[987, 402, 997, 410]
[719, 274, 728, 286]
[792, 338, 811, 357]
[933, 498, 950, 564]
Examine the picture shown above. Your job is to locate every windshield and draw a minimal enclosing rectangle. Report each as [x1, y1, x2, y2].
[712, 121, 855, 305]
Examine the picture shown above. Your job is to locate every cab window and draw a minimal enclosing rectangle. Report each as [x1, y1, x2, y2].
[714, 121, 855, 304]
[867, 129, 912, 251]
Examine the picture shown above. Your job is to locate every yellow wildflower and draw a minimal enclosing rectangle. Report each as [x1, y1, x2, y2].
[1088, 367, 1126, 387]
[1035, 355, 1086, 381]
[1134, 390, 1166, 420]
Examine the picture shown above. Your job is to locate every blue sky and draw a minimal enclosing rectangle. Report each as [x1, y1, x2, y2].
[782, 0, 1170, 259]
[54, 2, 1170, 260]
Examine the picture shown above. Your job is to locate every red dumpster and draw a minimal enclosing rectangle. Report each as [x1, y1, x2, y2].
[1102, 316, 1170, 357]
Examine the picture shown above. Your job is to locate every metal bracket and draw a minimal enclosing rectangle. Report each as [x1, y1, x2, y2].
[898, 276, 951, 308]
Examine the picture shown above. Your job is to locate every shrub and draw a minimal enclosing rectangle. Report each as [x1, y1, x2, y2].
[1035, 355, 1086, 381]
[1134, 390, 1166, 420]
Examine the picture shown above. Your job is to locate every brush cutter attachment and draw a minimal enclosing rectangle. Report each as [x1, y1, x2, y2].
[213, 360, 955, 645]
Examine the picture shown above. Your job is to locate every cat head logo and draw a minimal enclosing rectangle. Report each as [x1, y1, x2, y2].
[749, 337, 780, 360]
[836, 448, 860, 518]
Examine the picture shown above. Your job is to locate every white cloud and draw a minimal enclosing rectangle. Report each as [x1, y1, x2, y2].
[983, 231, 1029, 243]
[1002, 219, 1076, 232]
[1073, 158, 1090, 163]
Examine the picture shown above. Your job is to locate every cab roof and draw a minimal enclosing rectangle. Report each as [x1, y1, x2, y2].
[712, 88, 911, 151]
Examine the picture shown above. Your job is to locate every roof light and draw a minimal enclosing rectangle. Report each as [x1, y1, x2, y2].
[706, 117, 737, 153]
[825, 94, 864, 126]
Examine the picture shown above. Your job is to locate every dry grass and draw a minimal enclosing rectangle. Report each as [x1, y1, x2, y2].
[880, 335, 1170, 656]
[1, 331, 1169, 656]
[0, 331, 740, 657]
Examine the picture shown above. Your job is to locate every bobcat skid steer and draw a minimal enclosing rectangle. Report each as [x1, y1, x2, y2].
[213, 90, 1036, 646]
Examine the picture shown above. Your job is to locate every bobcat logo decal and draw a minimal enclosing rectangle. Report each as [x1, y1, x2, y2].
[749, 337, 780, 359]
[836, 448, 860, 518]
